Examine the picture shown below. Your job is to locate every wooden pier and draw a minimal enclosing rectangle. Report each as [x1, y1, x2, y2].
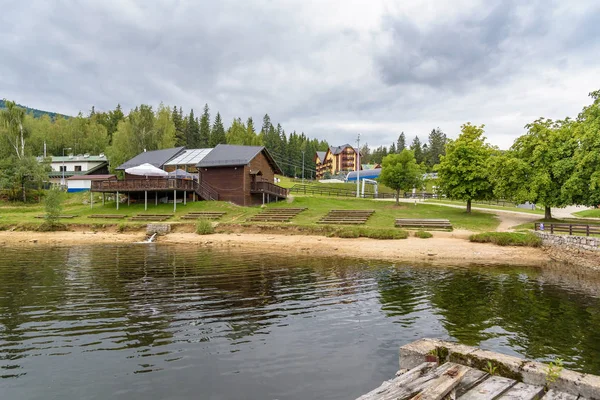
[358, 339, 600, 400]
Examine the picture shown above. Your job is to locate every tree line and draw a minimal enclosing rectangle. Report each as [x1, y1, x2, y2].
[378, 90, 600, 217]
[361, 128, 447, 171]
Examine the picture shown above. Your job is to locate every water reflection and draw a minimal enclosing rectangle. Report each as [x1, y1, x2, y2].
[0, 245, 599, 399]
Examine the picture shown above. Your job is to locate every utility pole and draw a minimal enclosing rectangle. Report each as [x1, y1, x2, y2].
[302, 150, 305, 183]
[356, 134, 360, 198]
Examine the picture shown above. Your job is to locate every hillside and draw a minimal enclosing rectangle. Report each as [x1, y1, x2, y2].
[0, 99, 70, 119]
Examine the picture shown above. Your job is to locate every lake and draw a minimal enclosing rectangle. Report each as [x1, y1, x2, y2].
[1, 244, 599, 399]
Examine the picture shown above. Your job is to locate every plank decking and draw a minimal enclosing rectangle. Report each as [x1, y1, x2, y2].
[318, 210, 374, 225]
[358, 362, 572, 400]
[246, 208, 307, 222]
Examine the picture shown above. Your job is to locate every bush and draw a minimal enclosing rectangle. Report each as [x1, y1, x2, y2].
[414, 230, 433, 239]
[196, 219, 215, 235]
[469, 232, 542, 247]
[117, 222, 127, 233]
[366, 229, 409, 239]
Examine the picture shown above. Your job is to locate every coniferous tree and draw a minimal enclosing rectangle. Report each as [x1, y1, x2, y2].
[427, 128, 447, 168]
[397, 132, 406, 152]
[390, 142, 397, 154]
[410, 136, 424, 164]
[186, 109, 200, 147]
[172, 106, 186, 146]
[210, 112, 226, 146]
[199, 104, 211, 147]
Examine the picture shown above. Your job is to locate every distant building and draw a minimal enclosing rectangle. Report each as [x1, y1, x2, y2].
[43, 153, 109, 186]
[315, 144, 361, 179]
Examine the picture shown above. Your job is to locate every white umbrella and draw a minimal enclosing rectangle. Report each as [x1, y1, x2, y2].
[125, 163, 168, 177]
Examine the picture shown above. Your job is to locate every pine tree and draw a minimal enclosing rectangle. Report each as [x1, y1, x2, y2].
[410, 136, 424, 164]
[186, 109, 200, 147]
[389, 142, 397, 154]
[426, 128, 447, 168]
[210, 112, 226, 146]
[199, 104, 211, 147]
[172, 106, 186, 146]
[397, 132, 406, 152]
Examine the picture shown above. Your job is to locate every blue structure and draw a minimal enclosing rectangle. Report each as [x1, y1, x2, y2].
[346, 168, 381, 182]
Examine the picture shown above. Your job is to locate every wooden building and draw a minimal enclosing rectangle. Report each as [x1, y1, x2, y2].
[197, 144, 287, 206]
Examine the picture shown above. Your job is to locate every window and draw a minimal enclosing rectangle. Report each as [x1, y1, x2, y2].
[59, 166, 66, 172]
[74, 165, 82, 172]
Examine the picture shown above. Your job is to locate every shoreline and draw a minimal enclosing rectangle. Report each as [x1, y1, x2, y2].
[0, 230, 552, 267]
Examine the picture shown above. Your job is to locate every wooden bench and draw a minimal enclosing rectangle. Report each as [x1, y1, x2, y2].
[247, 208, 307, 222]
[35, 215, 77, 219]
[395, 218, 453, 230]
[181, 212, 226, 220]
[318, 210, 374, 225]
[88, 214, 127, 219]
[130, 214, 173, 221]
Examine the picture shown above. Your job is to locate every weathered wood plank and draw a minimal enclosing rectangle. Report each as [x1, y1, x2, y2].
[410, 364, 470, 400]
[496, 382, 545, 400]
[459, 376, 516, 400]
[357, 362, 437, 400]
[542, 389, 578, 400]
[454, 369, 489, 398]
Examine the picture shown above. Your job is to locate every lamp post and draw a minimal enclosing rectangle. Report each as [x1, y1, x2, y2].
[62, 147, 72, 188]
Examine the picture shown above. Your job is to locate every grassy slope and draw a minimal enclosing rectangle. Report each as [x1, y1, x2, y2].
[574, 209, 600, 218]
[0, 192, 500, 232]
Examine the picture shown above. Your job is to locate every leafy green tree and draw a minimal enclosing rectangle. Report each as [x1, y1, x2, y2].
[0, 99, 28, 159]
[436, 123, 495, 213]
[0, 156, 49, 202]
[44, 186, 65, 229]
[563, 90, 600, 208]
[490, 118, 576, 219]
[397, 132, 406, 152]
[410, 136, 424, 164]
[210, 112, 226, 146]
[199, 104, 211, 147]
[378, 149, 423, 205]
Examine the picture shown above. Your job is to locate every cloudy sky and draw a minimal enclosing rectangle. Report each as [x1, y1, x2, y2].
[1, 0, 599, 149]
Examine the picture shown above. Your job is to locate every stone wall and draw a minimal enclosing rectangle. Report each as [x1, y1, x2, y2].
[146, 223, 171, 235]
[534, 231, 599, 251]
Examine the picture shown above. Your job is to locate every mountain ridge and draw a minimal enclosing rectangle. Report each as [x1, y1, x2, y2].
[0, 98, 71, 119]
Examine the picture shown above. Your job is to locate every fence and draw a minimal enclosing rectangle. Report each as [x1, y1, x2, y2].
[534, 222, 600, 236]
[289, 184, 396, 199]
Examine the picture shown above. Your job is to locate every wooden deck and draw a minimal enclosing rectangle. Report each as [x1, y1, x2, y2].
[91, 178, 219, 201]
[358, 361, 576, 400]
[250, 181, 288, 200]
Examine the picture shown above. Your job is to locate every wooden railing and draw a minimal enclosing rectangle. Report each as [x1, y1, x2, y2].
[91, 178, 196, 192]
[535, 222, 600, 236]
[193, 180, 219, 201]
[250, 181, 288, 198]
[289, 184, 396, 199]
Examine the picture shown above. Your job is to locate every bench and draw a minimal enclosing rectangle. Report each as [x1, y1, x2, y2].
[35, 215, 77, 219]
[247, 208, 307, 222]
[130, 214, 173, 221]
[395, 218, 453, 230]
[181, 212, 226, 220]
[88, 214, 127, 219]
[318, 210, 374, 225]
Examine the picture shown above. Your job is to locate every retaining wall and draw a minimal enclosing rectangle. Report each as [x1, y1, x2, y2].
[534, 231, 599, 252]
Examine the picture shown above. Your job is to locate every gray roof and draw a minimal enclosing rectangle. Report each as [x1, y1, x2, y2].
[196, 144, 283, 174]
[116, 147, 185, 170]
[329, 144, 356, 155]
[316, 151, 326, 161]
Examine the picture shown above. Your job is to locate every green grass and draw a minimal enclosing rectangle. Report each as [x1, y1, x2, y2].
[414, 230, 433, 238]
[0, 191, 500, 233]
[469, 232, 542, 247]
[574, 209, 600, 218]
[425, 199, 545, 215]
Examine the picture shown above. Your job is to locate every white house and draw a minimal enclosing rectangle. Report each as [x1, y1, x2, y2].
[67, 174, 116, 193]
[43, 153, 110, 186]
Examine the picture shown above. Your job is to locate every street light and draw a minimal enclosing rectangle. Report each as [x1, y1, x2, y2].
[62, 147, 72, 188]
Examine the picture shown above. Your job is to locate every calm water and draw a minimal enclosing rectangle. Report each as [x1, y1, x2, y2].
[1, 245, 600, 400]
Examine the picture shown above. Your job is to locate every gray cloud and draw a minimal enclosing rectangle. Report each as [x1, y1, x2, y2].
[1, 0, 599, 150]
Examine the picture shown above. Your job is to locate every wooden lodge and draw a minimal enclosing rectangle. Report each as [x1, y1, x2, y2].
[90, 144, 288, 208]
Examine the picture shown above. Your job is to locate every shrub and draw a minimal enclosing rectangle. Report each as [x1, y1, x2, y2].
[414, 230, 433, 239]
[196, 219, 215, 235]
[366, 229, 409, 239]
[117, 222, 127, 233]
[469, 232, 542, 247]
[334, 228, 360, 238]
[44, 187, 65, 228]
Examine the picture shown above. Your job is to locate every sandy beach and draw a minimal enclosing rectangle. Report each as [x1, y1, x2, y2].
[0, 230, 551, 267]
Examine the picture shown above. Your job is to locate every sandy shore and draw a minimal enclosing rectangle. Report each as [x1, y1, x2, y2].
[0, 230, 551, 267]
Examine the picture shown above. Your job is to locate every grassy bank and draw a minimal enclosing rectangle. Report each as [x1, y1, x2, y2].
[469, 232, 542, 247]
[0, 191, 500, 234]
